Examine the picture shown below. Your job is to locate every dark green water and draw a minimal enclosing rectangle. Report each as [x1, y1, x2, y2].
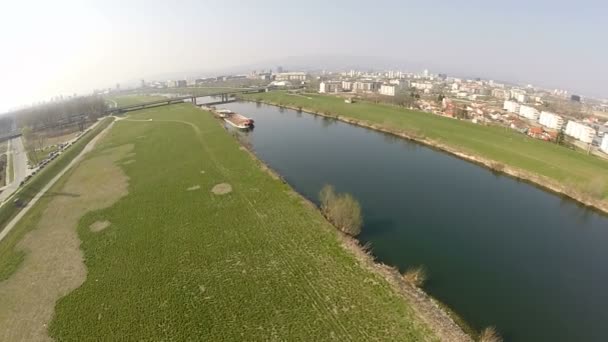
[222, 101, 608, 342]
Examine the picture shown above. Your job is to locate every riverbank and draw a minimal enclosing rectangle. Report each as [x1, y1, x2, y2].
[222, 112, 474, 341]
[242, 94, 608, 215]
[18, 104, 452, 341]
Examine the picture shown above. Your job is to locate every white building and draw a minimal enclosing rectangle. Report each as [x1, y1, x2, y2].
[275, 72, 307, 82]
[516, 93, 529, 103]
[518, 105, 540, 121]
[379, 84, 397, 96]
[319, 81, 342, 93]
[503, 100, 520, 113]
[538, 111, 564, 130]
[519, 105, 540, 121]
[341, 81, 353, 91]
[492, 89, 508, 99]
[601, 135, 608, 153]
[411, 82, 434, 90]
[353, 81, 380, 93]
[565, 121, 596, 144]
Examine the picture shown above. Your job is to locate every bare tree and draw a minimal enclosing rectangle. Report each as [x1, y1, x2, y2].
[479, 327, 502, 342]
[319, 185, 363, 236]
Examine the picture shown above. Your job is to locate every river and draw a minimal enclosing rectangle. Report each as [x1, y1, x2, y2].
[221, 101, 608, 341]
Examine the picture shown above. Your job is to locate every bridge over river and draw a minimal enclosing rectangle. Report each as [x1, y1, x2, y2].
[106, 88, 265, 114]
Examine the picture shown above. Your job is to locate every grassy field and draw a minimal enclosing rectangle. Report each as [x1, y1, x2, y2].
[0, 118, 113, 266]
[0, 103, 441, 340]
[243, 92, 608, 199]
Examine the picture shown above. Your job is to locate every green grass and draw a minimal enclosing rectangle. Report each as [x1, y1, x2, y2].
[243, 92, 608, 198]
[42, 104, 437, 340]
[0, 118, 113, 257]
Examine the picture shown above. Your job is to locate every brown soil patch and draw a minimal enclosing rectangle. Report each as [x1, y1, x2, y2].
[89, 220, 111, 232]
[186, 185, 201, 191]
[211, 183, 232, 195]
[0, 143, 131, 341]
[123, 159, 135, 165]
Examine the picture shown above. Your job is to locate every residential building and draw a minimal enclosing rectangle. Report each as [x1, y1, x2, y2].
[492, 89, 508, 99]
[601, 134, 608, 153]
[411, 82, 434, 90]
[539, 111, 564, 130]
[516, 93, 528, 103]
[518, 105, 540, 121]
[503, 100, 520, 113]
[389, 79, 410, 88]
[353, 81, 380, 93]
[275, 72, 307, 82]
[379, 84, 396, 96]
[176, 80, 187, 88]
[565, 121, 596, 144]
[319, 81, 342, 93]
[342, 81, 353, 91]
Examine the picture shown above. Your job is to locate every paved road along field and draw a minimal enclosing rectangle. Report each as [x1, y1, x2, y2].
[0, 119, 110, 243]
[0, 137, 27, 204]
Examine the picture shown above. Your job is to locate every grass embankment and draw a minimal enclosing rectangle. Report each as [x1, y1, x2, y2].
[0, 104, 441, 340]
[6, 153, 12, 185]
[243, 92, 608, 203]
[0, 118, 113, 279]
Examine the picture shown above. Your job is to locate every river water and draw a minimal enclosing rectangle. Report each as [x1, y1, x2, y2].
[221, 101, 608, 341]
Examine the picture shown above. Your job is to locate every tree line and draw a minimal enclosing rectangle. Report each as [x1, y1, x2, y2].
[13, 96, 108, 132]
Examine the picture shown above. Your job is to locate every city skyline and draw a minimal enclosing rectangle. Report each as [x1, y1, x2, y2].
[1, 0, 607, 112]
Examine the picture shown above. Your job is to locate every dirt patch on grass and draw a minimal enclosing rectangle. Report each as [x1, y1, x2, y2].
[123, 159, 135, 165]
[200, 170, 205, 174]
[89, 220, 111, 232]
[0, 143, 131, 341]
[187, 185, 201, 191]
[211, 183, 232, 195]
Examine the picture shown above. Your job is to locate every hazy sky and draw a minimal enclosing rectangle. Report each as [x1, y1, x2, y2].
[1, 0, 607, 112]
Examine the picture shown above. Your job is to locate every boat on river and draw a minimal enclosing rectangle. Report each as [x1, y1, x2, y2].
[224, 112, 254, 130]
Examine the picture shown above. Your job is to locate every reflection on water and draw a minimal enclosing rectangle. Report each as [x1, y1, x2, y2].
[222, 101, 608, 342]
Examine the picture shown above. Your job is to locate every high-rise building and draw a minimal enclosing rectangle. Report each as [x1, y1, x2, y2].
[519, 105, 540, 121]
[539, 111, 564, 130]
[379, 84, 396, 96]
[503, 100, 520, 113]
[565, 121, 596, 143]
[277, 66, 284, 73]
[601, 134, 608, 153]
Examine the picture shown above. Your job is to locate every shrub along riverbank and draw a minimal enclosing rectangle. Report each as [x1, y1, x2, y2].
[241, 91, 608, 213]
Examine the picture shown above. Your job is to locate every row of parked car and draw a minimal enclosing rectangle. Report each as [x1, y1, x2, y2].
[19, 130, 90, 187]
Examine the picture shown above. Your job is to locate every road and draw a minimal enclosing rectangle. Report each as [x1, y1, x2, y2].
[0, 119, 112, 242]
[0, 136, 27, 203]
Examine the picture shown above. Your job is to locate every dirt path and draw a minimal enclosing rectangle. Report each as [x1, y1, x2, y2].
[0, 139, 132, 341]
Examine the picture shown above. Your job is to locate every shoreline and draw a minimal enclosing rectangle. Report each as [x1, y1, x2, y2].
[208, 108, 474, 341]
[247, 98, 608, 216]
